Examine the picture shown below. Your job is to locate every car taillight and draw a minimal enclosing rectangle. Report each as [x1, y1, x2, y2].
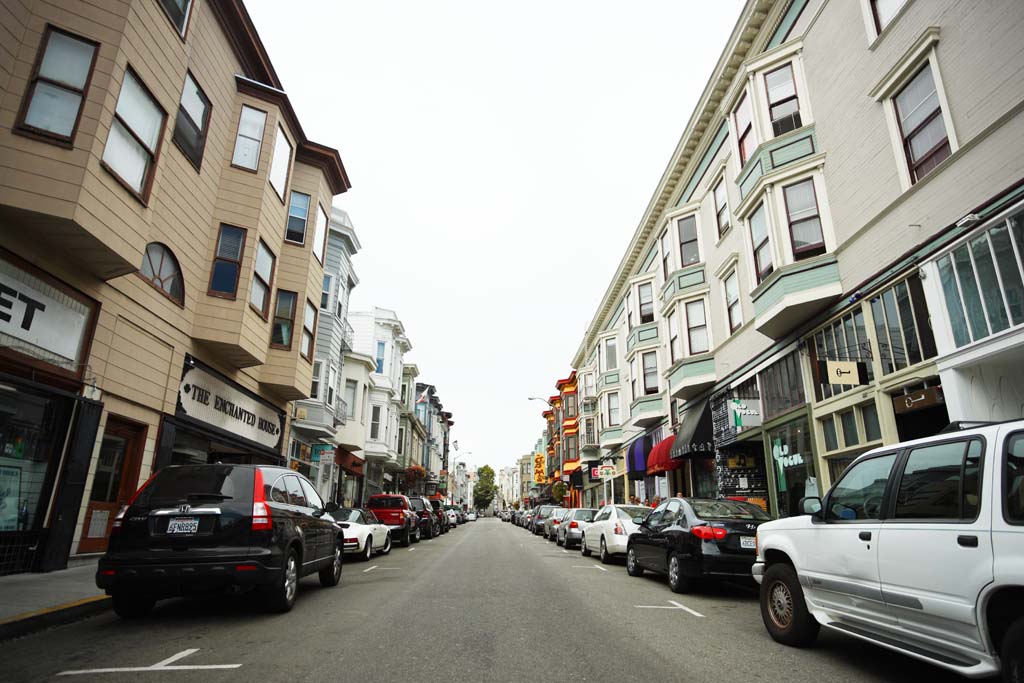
[344, 537, 357, 544]
[691, 525, 727, 541]
[614, 523, 625, 536]
[251, 469, 272, 531]
[552, 519, 560, 525]
[112, 472, 157, 530]
[569, 521, 579, 529]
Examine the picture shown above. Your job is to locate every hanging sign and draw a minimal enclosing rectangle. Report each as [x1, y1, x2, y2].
[892, 386, 944, 414]
[817, 360, 870, 386]
[533, 453, 546, 484]
[599, 465, 616, 477]
[729, 398, 762, 429]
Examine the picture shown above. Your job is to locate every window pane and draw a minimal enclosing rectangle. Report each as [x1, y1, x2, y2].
[791, 218, 824, 252]
[304, 301, 316, 329]
[231, 137, 260, 170]
[881, 288, 906, 370]
[894, 281, 922, 365]
[840, 410, 859, 448]
[953, 244, 989, 341]
[750, 203, 768, 243]
[725, 272, 739, 303]
[286, 192, 310, 242]
[102, 118, 148, 191]
[784, 180, 817, 222]
[685, 300, 705, 326]
[159, 0, 191, 32]
[963, 440, 982, 519]
[826, 454, 896, 521]
[255, 242, 273, 281]
[179, 74, 207, 126]
[268, 125, 291, 198]
[238, 106, 266, 139]
[217, 226, 244, 260]
[938, 254, 971, 347]
[275, 291, 296, 318]
[991, 224, 1024, 326]
[24, 82, 80, 136]
[689, 326, 709, 354]
[271, 319, 291, 346]
[765, 65, 796, 105]
[970, 235, 1009, 334]
[313, 205, 328, 262]
[822, 416, 838, 451]
[116, 72, 162, 152]
[209, 261, 238, 294]
[895, 441, 966, 519]
[862, 402, 881, 441]
[895, 65, 939, 134]
[907, 114, 948, 163]
[1006, 434, 1024, 523]
[734, 93, 752, 132]
[873, 0, 907, 29]
[39, 31, 94, 88]
[249, 278, 267, 311]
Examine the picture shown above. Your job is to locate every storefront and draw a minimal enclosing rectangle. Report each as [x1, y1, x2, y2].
[667, 399, 716, 499]
[335, 448, 365, 506]
[626, 434, 657, 502]
[711, 379, 770, 512]
[0, 250, 102, 574]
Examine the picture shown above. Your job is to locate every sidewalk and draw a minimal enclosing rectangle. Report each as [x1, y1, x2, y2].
[0, 561, 110, 640]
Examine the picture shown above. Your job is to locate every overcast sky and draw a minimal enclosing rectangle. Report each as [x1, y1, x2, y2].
[246, 0, 742, 474]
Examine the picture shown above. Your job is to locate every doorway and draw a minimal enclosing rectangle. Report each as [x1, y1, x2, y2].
[77, 417, 147, 555]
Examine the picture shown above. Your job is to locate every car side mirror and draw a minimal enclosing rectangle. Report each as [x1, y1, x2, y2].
[312, 508, 325, 518]
[632, 516, 645, 525]
[798, 496, 822, 518]
[325, 501, 339, 513]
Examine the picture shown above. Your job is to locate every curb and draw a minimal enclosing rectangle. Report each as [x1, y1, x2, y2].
[0, 595, 111, 641]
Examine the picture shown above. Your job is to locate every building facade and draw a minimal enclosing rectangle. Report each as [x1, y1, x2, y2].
[0, 0, 349, 574]
[567, 0, 1024, 518]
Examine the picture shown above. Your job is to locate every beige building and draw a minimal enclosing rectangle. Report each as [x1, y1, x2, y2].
[571, 0, 1024, 517]
[0, 0, 349, 573]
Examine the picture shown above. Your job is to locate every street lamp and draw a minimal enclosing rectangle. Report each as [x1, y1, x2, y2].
[528, 396, 553, 407]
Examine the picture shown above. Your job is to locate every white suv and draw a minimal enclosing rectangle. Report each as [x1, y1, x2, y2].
[752, 420, 1024, 681]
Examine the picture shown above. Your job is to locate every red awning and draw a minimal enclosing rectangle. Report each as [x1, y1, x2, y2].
[647, 435, 683, 475]
[335, 449, 365, 476]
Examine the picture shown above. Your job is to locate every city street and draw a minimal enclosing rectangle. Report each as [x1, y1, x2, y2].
[2, 518, 965, 682]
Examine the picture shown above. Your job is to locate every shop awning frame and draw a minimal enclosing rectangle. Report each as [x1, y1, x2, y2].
[670, 399, 715, 460]
[647, 435, 683, 475]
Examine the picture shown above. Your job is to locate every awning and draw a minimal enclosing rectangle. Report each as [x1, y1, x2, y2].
[335, 449, 365, 476]
[670, 399, 715, 460]
[562, 460, 581, 474]
[570, 470, 584, 489]
[626, 435, 652, 481]
[647, 435, 683, 475]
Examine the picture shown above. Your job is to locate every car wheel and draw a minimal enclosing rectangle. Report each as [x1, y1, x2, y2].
[412, 527, 421, 543]
[111, 591, 155, 619]
[381, 533, 392, 555]
[581, 534, 591, 557]
[599, 537, 611, 564]
[319, 543, 342, 587]
[668, 553, 692, 594]
[1002, 618, 1024, 683]
[362, 536, 373, 562]
[626, 546, 644, 577]
[264, 548, 299, 613]
[401, 528, 411, 547]
[423, 524, 433, 540]
[556, 534, 564, 547]
[760, 563, 819, 647]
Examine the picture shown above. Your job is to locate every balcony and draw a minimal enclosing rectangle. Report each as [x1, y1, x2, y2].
[334, 399, 348, 426]
[599, 427, 624, 450]
[751, 254, 843, 340]
[340, 318, 355, 351]
[626, 322, 659, 355]
[581, 430, 599, 452]
[629, 391, 666, 428]
[667, 353, 717, 400]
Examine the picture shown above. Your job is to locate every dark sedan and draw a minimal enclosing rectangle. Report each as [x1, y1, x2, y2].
[625, 497, 770, 593]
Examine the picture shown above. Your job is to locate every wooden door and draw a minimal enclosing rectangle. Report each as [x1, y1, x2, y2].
[78, 417, 146, 554]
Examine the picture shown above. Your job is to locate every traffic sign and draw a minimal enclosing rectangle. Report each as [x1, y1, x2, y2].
[599, 465, 615, 477]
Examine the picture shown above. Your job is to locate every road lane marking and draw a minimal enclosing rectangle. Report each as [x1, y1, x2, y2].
[363, 565, 378, 573]
[593, 564, 607, 572]
[562, 549, 568, 554]
[669, 600, 705, 617]
[408, 547, 416, 552]
[633, 601, 704, 617]
[58, 649, 241, 675]
[571, 565, 607, 571]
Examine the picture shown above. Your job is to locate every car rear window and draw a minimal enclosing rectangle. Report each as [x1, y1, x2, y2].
[616, 506, 648, 520]
[574, 509, 596, 521]
[369, 496, 405, 508]
[1007, 433, 1024, 524]
[409, 499, 426, 510]
[430, 500, 442, 510]
[137, 465, 251, 506]
[689, 499, 770, 521]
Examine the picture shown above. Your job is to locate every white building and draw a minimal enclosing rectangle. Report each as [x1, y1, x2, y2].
[497, 466, 518, 510]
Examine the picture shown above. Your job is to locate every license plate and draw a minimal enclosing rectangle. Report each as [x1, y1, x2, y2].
[167, 517, 199, 534]
[740, 536, 756, 550]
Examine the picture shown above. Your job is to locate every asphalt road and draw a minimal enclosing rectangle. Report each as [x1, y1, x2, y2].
[2, 517, 970, 682]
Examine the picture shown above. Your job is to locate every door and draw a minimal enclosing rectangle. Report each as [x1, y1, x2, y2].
[649, 500, 682, 572]
[78, 417, 146, 554]
[300, 476, 332, 562]
[634, 502, 667, 567]
[800, 452, 898, 626]
[284, 475, 320, 565]
[878, 437, 994, 651]
[588, 507, 610, 552]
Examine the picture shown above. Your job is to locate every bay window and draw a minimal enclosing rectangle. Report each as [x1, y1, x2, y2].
[301, 300, 317, 360]
[607, 392, 620, 427]
[678, 215, 700, 266]
[604, 337, 618, 371]
[102, 68, 166, 200]
[208, 224, 246, 297]
[725, 270, 742, 333]
[232, 105, 266, 170]
[642, 351, 658, 395]
[894, 63, 950, 183]
[783, 179, 825, 258]
[749, 203, 773, 283]
[686, 300, 709, 354]
[268, 124, 292, 200]
[285, 191, 310, 243]
[271, 289, 296, 348]
[733, 91, 755, 166]
[249, 240, 275, 317]
[17, 27, 98, 145]
[638, 282, 654, 324]
[172, 72, 210, 169]
[765, 63, 801, 137]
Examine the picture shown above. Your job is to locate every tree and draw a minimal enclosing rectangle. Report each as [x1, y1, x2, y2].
[473, 465, 497, 510]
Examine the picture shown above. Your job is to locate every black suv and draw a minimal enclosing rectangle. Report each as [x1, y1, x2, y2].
[407, 495, 440, 538]
[429, 499, 450, 533]
[96, 464, 343, 618]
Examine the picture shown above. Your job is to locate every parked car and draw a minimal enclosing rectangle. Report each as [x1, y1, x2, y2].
[531, 505, 557, 535]
[445, 507, 459, 527]
[408, 496, 440, 538]
[466, 510, 478, 521]
[626, 498, 770, 593]
[429, 499, 450, 533]
[96, 464, 342, 618]
[754, 421, 1024, 681]
[556, 508, 597, 548]
[581, 504, 649, 562]
[336, 508, 393, 560]
[366, 494, 420, 546]
[523, 510, 536, 529]
[543, 508, 569, 540]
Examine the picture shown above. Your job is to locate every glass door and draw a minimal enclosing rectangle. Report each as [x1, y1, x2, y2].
[78, 417, 146, 554]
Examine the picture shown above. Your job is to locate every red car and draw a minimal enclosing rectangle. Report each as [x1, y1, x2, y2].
[365, 494, 419, 546]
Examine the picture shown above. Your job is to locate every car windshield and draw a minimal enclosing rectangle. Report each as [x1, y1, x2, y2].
[369, 497, 405, 509]
[574, 509, 596, 521]
[336, 509, 364, 523]
[688, 499, 771, 521]
[136, 465, 250, 506]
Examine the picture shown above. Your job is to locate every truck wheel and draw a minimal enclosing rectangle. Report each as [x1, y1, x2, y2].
[1002, 618, 1024, 683]
[760, 563, 819, 647]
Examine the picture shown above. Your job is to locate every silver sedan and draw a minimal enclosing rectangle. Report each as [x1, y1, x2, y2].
[555, 508, 597, 548]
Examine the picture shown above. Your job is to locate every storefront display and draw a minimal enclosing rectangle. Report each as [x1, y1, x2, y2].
[766, 416, 817, 518]
[711, 381, 769, 510]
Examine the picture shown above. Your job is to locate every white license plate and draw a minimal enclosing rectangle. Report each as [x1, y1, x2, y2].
[740, 536, 756, 550]
[167, 517, 199, 534]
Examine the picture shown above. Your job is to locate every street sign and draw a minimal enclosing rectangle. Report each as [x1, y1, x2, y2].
[599, 465, 615, 477]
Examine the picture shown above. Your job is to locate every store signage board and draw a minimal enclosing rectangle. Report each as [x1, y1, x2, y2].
[729, 399, 761, 429]
[311, 444, 333, 463]
[533, 453, 545, 484]
[817, 360, 869, 386]
[178, 360, 284, 450]
[599, 465, 616, 477]
[893, 386, 944, 414]
[0, 259, 89, 363]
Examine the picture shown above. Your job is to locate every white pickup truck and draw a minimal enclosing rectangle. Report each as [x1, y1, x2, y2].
[752, 420, 1024, 681]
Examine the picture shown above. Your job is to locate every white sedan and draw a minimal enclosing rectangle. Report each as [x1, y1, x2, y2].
[466, 511, 478, 521]
[337, 508, 393, 560]
[446, 509, 459, 526]
[581, 504, 649, 563]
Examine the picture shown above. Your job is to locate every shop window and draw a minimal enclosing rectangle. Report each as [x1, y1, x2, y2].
[765, 63, 802, 137]
[685, 300, 708, 354]
[172, 72, 210, 170]
[642, 351, 658, 395]
[894, 63, 951, 184]
[733, 90, 755, 166]
[783, 179, 825, 259]
[714, 178, 730, 238]
[870, 273, 936, 373]
[139, 243, 184, 304]
[821, 402, 884, 453]
[810, 307, 874, 401]
[270, 289, 296, 348]
[758, 351, 805, 421]
[286, 191, 310, 244]
[231, 105, 266, 170]
[301, 300, 317, 361]
[638, 282, 654, 324]
[678, 215, 700, 267]
[102, 68, 166, 201]
[937, 209, 1024, 348]
[208, 224, 246, 298]
[249, 240, 275, 317]
[767, 416, 816, 518]
[268, 124, 292, 200]
[749, 203, 773, 283]
[894, 440, 982, 520]
[826, 453, 897, 521]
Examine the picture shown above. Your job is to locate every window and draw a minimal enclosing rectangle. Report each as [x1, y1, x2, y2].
[686, 300, 709, 354]
[566, 394, 577, 418]
[326, 365, 337, 408]
[713, 179, 730, 237]
[375, 341, 386, 374]
[102, 68, 166, 199]
[158, 0, 193, 36]
[630, 357, 638, 400]
[668, 310, 681, 363]
[937, 210, 1024, 349]
[139, 243, 183, 304]
[822, 416, 839, 451]
[249, 240, 275, 316]
[172, 72, 210, 170]
[284, 475, 308, 508]
[321, 275, 332, 311]
[607, 392, 620, 426]
[208, 224, 246, 297]
[336, 280, 346, 318]
[311, 361, 322, 399]
[677, 215, 700, 267]
[812, 308, 874, 401]
[285, 191, 310, 243]
[759, 351, 805, 420]
[344, 380, 357, 419]
[894, 64, 950, 183]
[17, 27, 98, 144]
[870, 273, 936, 373]
[312, 204, 328, 264]
[370, 406, 382, 440]
[765, 63, 801, 137]
[734, 91, 755, 166]
[268, 124, 292, 199]
[871, 0, 908, 33]
[724, 270, 742, 333]
[840, 410, 859, 448]
[1006, 433, 1024, 524]
[301, 300, 317, 360]
[271, 290, 296, 348]
[299, 478, 324, 511]
[660, 230, 672, 280]
[862, 402, 882, 442]
[895, 440, 982, 520]
[637, 283, 654, 325]
[603, 338, 618, 372]
[232, 106, 266, 170]
[826, 454, 896, 521]
[398, 427, 405, 455]
[749, 203, 773, 283]
[642, 351, 658, 395]
[783, 179, 825, 258]
[566, 435, 577, 460]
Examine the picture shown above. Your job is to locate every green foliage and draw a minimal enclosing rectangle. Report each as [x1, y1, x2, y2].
[551, 481, 566, 500]
[473, 465, 497, 510]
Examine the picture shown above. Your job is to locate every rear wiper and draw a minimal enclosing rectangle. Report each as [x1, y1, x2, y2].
[184, 492, 233, 501]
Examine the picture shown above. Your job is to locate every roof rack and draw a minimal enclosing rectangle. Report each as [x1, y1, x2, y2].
[938, 420, 1001, 434]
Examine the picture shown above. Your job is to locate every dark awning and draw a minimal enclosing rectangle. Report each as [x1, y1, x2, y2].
[626, 435, 652, 481]
[670, 399, 715, 460]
